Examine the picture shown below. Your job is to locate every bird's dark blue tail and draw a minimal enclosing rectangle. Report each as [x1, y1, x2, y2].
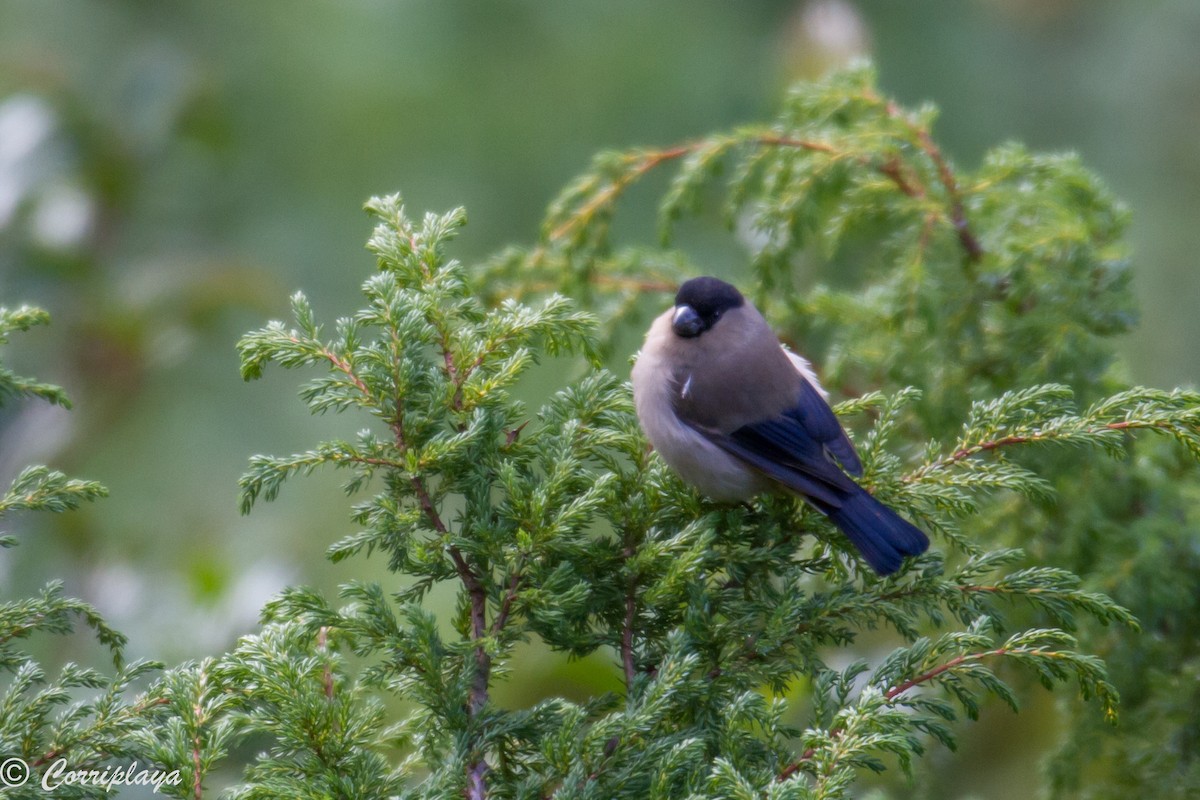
[818, 487, 929, 576]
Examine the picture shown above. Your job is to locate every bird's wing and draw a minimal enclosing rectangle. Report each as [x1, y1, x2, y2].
[786, 375, 863, 476]
[689, 414, 858, 508]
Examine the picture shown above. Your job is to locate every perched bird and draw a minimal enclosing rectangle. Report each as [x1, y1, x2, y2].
[630, 276, 929, 575]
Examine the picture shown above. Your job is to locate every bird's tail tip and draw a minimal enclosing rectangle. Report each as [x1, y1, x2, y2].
[827, 490, 930, 576]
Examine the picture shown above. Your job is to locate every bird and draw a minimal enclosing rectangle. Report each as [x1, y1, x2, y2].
[630, 276, 929, 575]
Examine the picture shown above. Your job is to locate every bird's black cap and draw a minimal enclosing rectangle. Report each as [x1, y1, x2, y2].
[673, 277, 744, 326]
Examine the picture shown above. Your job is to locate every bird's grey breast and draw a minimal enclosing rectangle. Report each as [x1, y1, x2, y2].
[669, 306, 801, 433]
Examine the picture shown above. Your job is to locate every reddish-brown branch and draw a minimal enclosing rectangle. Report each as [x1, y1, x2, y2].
[905, 418, 1171, 485]
[316, 345, 373, 399]
[916, 212, 937, 261]
[886, 647, 1010, 700]
[544, 123, 985, 275]
[468, 761, 489, 800]
[880, 99, 984, 263]
[190, 666, 208, 800]
[778, 730, 843, 783]
[192, 728, 203, 800]
[433, 326, 467, 413]
[793, 581, 1025, 642]
[752, 134, 839, 155]
[335, 453, 405, 469]
[878, 156, 926, 199]
[949, 434, 1035, 462]
[31, 696, 169, 769]
[467, 580, 489, 710]
[548, 145, 693, 242]
[547, 135, 842, 245]
[410, 474, 448, 533]
[453, 344, 499, 400]
[491, 569, 524, 636]
[778, 749, 815, 782]
[465, 570, 491, 800]
[1, 613, 47, 645]
[317, 627, 335, 702]
[447, 328, 541, 416]
[778, 648, 1015, 782]
[915, 127, 984, 263]
[386, 392, 490, 799]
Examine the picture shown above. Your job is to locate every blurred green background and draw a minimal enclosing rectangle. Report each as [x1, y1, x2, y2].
[1, 1, 1198, 796]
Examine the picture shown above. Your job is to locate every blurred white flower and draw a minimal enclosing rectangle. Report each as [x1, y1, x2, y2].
[800, 0, 869, 63]
[32, 182, 94, 250]
[0, 94, 57, 229]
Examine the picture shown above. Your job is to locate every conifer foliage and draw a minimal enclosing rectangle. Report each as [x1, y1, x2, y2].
[1, 65, 1197, 799]
[0, 308, 161, 800]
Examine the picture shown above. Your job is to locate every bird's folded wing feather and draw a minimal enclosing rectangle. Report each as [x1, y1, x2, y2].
[786, 378, 863, 475]
[689, 414, 858, 508]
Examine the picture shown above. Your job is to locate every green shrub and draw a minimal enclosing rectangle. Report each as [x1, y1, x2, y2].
[2, 64, 1197, 799]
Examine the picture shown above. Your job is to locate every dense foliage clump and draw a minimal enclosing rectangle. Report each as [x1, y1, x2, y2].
[1, 65, 1197, 799]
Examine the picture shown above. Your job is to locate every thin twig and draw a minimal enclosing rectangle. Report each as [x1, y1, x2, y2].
[316, 345, 372, 399]
[544, 122, 982, 270]
[192, 728, 203, 800]
[191, 666, 207, 800]
[317, 627, 335, 702]
[878, 156, 926, 199]
[911, 418, 1152, 481]
[882, 99, 984, 262]
[31, 696, 169, 768]
[387, 379, 491, 800]
[548, 146, 693, 242]
[334, 453, 406, 469]
[886, 647, 1011, 700]
[915, 127, 984, 263]
[752, 134, 839, 155]
[778, 647, 1018, 782]
[491, 568, 524, 636]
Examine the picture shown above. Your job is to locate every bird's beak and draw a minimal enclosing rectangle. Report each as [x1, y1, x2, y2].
[672, 305, 704, 338]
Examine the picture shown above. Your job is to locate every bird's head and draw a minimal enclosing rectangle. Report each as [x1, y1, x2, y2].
[671, 276, 745, 338]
